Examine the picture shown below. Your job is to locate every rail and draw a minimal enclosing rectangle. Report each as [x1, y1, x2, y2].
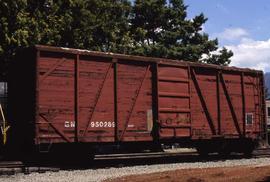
[0, 148, 270, 175]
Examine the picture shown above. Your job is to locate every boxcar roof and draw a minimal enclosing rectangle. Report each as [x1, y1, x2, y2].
[35, 45, 263, 74]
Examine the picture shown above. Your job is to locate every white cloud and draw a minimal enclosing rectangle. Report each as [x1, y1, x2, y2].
[226, 38, 270, 72]
[214, 28, 249, 41]
[213, 27, 270, 72]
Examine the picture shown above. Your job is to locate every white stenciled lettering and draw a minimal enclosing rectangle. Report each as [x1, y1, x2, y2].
[65, 121, 115, 128]
[64, 121, 69, 128]
[64, 121, 75, 128]
[91, 122, 95, 127]
[70, 121, 75, 128]
[90, 121, 115, 128]
[100, 122, 104, 127]
[128, 124, 134, 128]
[108, 122, 112, 127]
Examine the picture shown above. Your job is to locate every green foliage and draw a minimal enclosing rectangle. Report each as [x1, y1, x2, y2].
[130, 0, 233, 65]
[0, 0, 233, 78]
[202, 47, 233, 66]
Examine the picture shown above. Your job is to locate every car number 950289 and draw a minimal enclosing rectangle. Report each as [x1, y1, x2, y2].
[90, 121, 115, 128]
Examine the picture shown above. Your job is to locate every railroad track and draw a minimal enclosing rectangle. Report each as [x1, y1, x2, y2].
[94, 147, 270, 160]
[0, 161, 25, 175]
[0, 161, 24, 168]
[0, 161, 59, 175]
[252, 147, 270, 158]
[0, 148, 270, 175]
[94, 150, 198, 160]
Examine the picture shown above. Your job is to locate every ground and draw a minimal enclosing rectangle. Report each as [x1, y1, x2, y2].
[106, 165, 270, 182]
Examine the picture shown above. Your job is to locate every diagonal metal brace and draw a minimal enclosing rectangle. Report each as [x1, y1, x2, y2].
[39, 58, 66, 84]
[220, 73, 242, 136]
[191, 68, 216, 135]
[39, 114, 72, 143]
[119, 65, 150, 141]
[82, 63, 113, 138]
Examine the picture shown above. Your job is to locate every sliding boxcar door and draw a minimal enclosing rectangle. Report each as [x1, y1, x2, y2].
[157, 65, 191, 139]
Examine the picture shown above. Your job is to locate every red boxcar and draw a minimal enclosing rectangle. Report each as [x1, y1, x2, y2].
[7, 45, 266, 157]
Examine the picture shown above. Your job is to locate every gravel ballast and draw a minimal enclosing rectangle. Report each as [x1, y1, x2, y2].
[1, 158, 270, 182]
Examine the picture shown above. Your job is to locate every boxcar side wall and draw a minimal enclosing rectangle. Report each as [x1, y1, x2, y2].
[36, 50, 154, 144]
[157, 65, 265, 141]
[32, 46, 265, 147]
[190, 67, 264, 140]
[157, 64, 191, 138]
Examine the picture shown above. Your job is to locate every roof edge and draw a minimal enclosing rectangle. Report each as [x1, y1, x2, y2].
[34, 45, 263, 74]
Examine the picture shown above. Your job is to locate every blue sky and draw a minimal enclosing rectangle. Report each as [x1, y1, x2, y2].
[184, 0, 270, 72]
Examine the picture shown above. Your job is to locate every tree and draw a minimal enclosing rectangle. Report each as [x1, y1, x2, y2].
[55, 0, 132, 52]
[0, 0, 132, 78]
[130, 0, 233, 65]
[0, 0, 233, 79]
[0, 0, 29, 78]
[0, 0, 71, 78]
[203, 47, 233, 66]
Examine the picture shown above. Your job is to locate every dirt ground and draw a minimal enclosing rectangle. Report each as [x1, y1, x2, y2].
[106, 165, 270, 182]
